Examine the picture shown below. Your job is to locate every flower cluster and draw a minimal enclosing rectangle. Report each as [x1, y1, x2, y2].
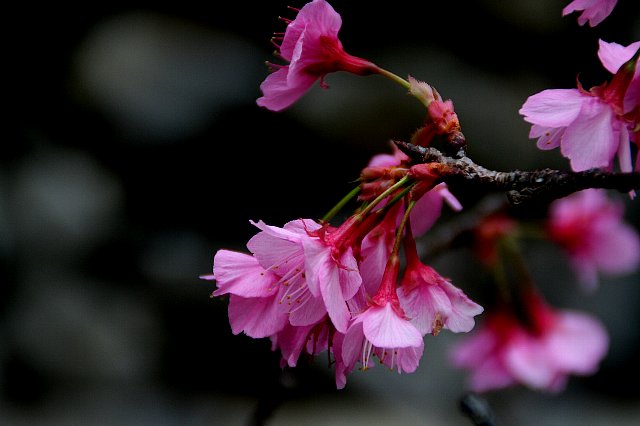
[205, 147, 482, 388]
[205, 0, 639, 394]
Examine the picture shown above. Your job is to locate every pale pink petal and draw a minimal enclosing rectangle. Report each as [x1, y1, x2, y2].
[228, 294, 288, 338]
[248, 219, 307, 275]
[547, 312, 609, 374]
[367, 143, 409, 168]
[256, 67, 317, 112]
[283, 218, 322, 234]
[359, 228, 394, 296]
[361, 303, 423, 348]
[561, 99, 617, 171]
[399, 283, 451, 335]
[616, 126, 633, 173]
[211, 250, 277, 298]
[519, 89, 587, 127]
[532, 125, 564, 151]
[591, 219, 640, 274]
[505, 333, 560, 391]
[302, 237, 330, 297]
[439, 280, 484, 333]
[341, 319, 366, 372]
[435, 183, 463, 212]
[563, 0, 618, 27]
[287, 292, 327, 326]
[410, 188, 444, 236]
[377, 341, 424, 373]
[468, 357, 516, 392]
[338, 248, 362, 300]
[597, 39, 640, 74]
[318, 263, 351, 333]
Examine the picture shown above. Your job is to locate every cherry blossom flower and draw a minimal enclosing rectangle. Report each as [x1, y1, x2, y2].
[547, 189, 640, 290]
[341, 255, 424, 380]
[452, 291, 609, 392]
[562, 0, 618, 27]
[597, 39, 640, 116]
[398, 230, 483, 336]
[257, 0, 377, 111]
[519, 40, 639, 172]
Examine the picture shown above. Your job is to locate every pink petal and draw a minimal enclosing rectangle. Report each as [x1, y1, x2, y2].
[439, 280, 484, 333]
[359, 228, 394, 296]
[256, 67, 317, 112]
[531, 125, 564, 150]
[338, 248, 363, 300]
[399, 283, 451, 335]
[547, 311, 609, 374]
[247, 220, 305, 274]
[519, 89, 587, 127]
[228, 294, 288, 338]
[563, 0, 618, 27]
[409, 188, 444, 237]
[287, 292, 327, 327]
[504, 333, 561, 391]
[377, 342, 424, 373]
[561, 99, 617, 171]
[361, 303, 423, 348]
[271, 323, 316, 367]
[212, 250, 277, 298]
[597, 39, 640, 74]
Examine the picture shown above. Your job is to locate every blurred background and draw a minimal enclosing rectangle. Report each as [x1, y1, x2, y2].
[3, 0, 640, 424]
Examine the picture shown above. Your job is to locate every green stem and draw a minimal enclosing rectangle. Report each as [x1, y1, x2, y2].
[360, 176, 410, 218]
[322, 185, 361, 223]
[376, 67, 410, 90]
[393, 199, 416, 254]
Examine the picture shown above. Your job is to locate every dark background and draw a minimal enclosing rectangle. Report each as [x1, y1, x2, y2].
[3, 1, 640, 424]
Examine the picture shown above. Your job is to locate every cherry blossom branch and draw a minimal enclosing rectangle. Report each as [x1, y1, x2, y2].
[395, 140, 640, 205]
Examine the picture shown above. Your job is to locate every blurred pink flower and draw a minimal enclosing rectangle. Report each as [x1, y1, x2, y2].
[562, 0, 618, 26]
[548, 189, 640, 290]
[452, 291, 609, 392]
[257, 0, 376, 111]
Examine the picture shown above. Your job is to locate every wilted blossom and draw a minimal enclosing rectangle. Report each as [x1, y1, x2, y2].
[562, 0, 618, 27]
[519, 39, 639, 173]
[547, 189, 640, 290]
[452, 290, 609, 392]
[257, 0, 377, 111]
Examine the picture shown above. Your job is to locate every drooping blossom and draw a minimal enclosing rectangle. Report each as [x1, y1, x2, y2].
[452, 291, 609, 392]
[257, 0, 377, 111]
[547, 189, 640, 290]
[597, 39, 640, 117]
[562, 0, 618, 27]
[519, 39, 639, 172]
[341, 255, 424, 384]
[398, 228, 483, 336]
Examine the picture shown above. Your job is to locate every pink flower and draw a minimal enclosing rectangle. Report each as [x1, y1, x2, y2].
[342, 255, 424, 380]
[520, 53, 639, 172]
[257, 0, 377, 111]
[547, 189, 640, 290]
[562, 0, 618, 27]
[452, 292, 609, 392]
[398, 233, 483, 336]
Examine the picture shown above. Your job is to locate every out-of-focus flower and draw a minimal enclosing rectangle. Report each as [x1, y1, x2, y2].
[452, 291, 609, 392]
[257, 0, 377, 111]
[547, 189, 640, 290]
[562, 0, 618, 27]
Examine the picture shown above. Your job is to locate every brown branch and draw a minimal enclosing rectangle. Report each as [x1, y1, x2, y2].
[395, 140, 640, 205]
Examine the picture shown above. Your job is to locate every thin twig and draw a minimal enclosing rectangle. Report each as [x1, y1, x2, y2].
[395, 141, 640, 205]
